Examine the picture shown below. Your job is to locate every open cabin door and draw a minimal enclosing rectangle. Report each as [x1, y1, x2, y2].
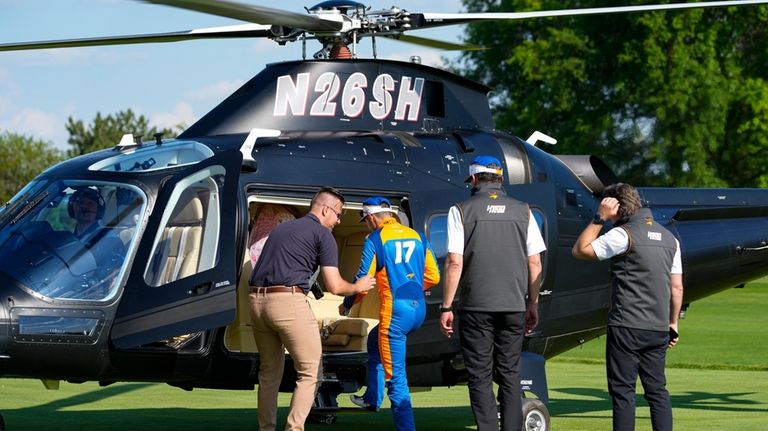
[111, 150, 243, 349]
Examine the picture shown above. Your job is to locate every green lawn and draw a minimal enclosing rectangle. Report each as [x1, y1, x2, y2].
[558, 280, 768, 370]
[1, 281, 766, 430]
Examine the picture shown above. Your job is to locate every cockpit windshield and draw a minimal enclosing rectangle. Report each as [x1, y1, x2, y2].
[0, 180, 147, 301]
[0, 179, 47, 227]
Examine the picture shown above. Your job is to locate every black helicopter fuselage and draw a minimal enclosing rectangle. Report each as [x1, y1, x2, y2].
[0, 59, 767, 401]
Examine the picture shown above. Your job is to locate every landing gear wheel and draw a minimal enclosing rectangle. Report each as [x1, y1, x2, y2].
[309, 382, 341, 424]
[308, 412, 337, 424]
[522, 398, 550, 431]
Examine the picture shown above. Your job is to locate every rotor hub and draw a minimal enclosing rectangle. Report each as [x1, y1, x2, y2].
[309, 1, 367, 15]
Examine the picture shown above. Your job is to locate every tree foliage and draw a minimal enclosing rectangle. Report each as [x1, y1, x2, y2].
[456, 0, 768, 187]
[66, 109, 176, 157]
[0, 131, 63, 203]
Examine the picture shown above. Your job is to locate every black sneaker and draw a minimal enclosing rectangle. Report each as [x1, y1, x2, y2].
[349, 394, 379, 412]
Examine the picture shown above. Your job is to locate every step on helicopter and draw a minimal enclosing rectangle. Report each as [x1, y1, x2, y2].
[2, 1, 768, 429]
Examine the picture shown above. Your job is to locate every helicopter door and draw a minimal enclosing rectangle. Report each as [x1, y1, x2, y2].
[111, 150, 243, 349]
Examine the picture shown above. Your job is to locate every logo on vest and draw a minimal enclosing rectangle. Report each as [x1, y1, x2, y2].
[647, 231, 662, 241]
[486, 205, 507, 214]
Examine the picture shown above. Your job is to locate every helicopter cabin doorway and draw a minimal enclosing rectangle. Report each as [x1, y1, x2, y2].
[223, 193, 410, 355]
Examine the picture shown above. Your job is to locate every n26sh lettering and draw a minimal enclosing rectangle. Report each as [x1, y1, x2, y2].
[274, 72, 424, 122]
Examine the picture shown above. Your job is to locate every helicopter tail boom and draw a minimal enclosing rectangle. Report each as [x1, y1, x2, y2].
[640, 188, 768, 303]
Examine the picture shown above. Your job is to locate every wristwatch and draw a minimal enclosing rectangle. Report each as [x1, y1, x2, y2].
[439, 305, 453, 313]
[592, 213, 605, 225]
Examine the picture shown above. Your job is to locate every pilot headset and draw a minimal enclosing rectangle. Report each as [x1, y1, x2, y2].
[67, 187, 106, 220]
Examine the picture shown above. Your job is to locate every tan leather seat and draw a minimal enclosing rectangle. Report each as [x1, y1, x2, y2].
[313, 231, 380, 352]
[146, 193, 203, 286]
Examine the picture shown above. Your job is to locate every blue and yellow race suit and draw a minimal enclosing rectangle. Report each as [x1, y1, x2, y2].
[350, 216, 440, 430]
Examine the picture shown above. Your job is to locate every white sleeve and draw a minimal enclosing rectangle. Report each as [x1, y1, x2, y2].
[590, 228, 629, 261]
[526, 211, 547, 256]
[671, 239, 682, 274]
[446, 205, 464, 255]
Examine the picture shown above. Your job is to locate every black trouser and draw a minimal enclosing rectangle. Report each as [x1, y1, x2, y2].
[459, 310, 524, 431]
[606, 326, 672, 431]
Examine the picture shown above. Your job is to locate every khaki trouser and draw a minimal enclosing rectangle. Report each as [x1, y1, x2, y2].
[249, 290, 322, 431]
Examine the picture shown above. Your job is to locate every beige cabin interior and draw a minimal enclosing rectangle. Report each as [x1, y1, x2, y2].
[224, 198, 400, 354]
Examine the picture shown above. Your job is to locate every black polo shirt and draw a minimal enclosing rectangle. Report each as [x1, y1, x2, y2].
[249, 213, 338, 292]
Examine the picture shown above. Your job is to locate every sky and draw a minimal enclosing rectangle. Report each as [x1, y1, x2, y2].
[0, 0, 466, 150]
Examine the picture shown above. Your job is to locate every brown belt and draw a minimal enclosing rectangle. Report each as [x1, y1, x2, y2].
[250, 285, 302, 294]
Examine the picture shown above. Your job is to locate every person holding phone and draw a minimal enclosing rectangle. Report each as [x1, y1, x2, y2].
[572, 183, 684, 431]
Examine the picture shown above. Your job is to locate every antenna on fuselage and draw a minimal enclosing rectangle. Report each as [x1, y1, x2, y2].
[117, 134, 135, 148]
[240, 128, 282, 171]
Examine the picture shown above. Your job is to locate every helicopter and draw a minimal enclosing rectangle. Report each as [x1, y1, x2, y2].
[2, 1, 768, 430]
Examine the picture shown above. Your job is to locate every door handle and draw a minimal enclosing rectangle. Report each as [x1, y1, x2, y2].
[189, 282, 212, 296]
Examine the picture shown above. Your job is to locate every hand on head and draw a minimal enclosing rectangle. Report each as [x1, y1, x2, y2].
[598, 197, 620, 221]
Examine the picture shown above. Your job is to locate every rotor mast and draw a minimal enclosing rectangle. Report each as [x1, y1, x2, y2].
[309, 1, 365, 59]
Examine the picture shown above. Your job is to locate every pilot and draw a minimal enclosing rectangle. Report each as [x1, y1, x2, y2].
[247, 186, 374, 431]
[572, 183, 683, 431]
[68, 187, 125, 273]
[345, 197, 440, 430]
[70, 187, 105, 239]
[439, 155, 546, 431]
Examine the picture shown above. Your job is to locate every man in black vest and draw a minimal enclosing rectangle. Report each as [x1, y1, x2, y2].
[440, 155, 546, 431]
[572, 183, 684, 431]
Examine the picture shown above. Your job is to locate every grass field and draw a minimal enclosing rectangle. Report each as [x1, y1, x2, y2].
[1, 280, 766, 430]
[559, 280, 768, 371]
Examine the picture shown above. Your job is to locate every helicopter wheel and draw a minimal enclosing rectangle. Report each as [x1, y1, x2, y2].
[495, 398, 550, 431]
[522, 398, 550, 431]
[307, 412, 337, 425]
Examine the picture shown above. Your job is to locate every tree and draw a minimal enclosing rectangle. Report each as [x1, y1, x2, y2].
[66, 109, 177, 157]
[0, 131, 63, 203]
[456, 0, 768, 187]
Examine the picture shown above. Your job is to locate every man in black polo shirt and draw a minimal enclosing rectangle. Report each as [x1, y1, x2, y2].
[573, 183, 684, 431]
[249, 186, 375, 431]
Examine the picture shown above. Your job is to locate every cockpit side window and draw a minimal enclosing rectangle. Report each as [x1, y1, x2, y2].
[144, 165, 224, 287]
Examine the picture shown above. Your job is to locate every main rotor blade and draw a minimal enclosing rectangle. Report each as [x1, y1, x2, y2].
[415, 0, 768, 29]
[389, 35, 485, 51]
[0, 24, 273, 52]
[143, 0, 343, 32]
